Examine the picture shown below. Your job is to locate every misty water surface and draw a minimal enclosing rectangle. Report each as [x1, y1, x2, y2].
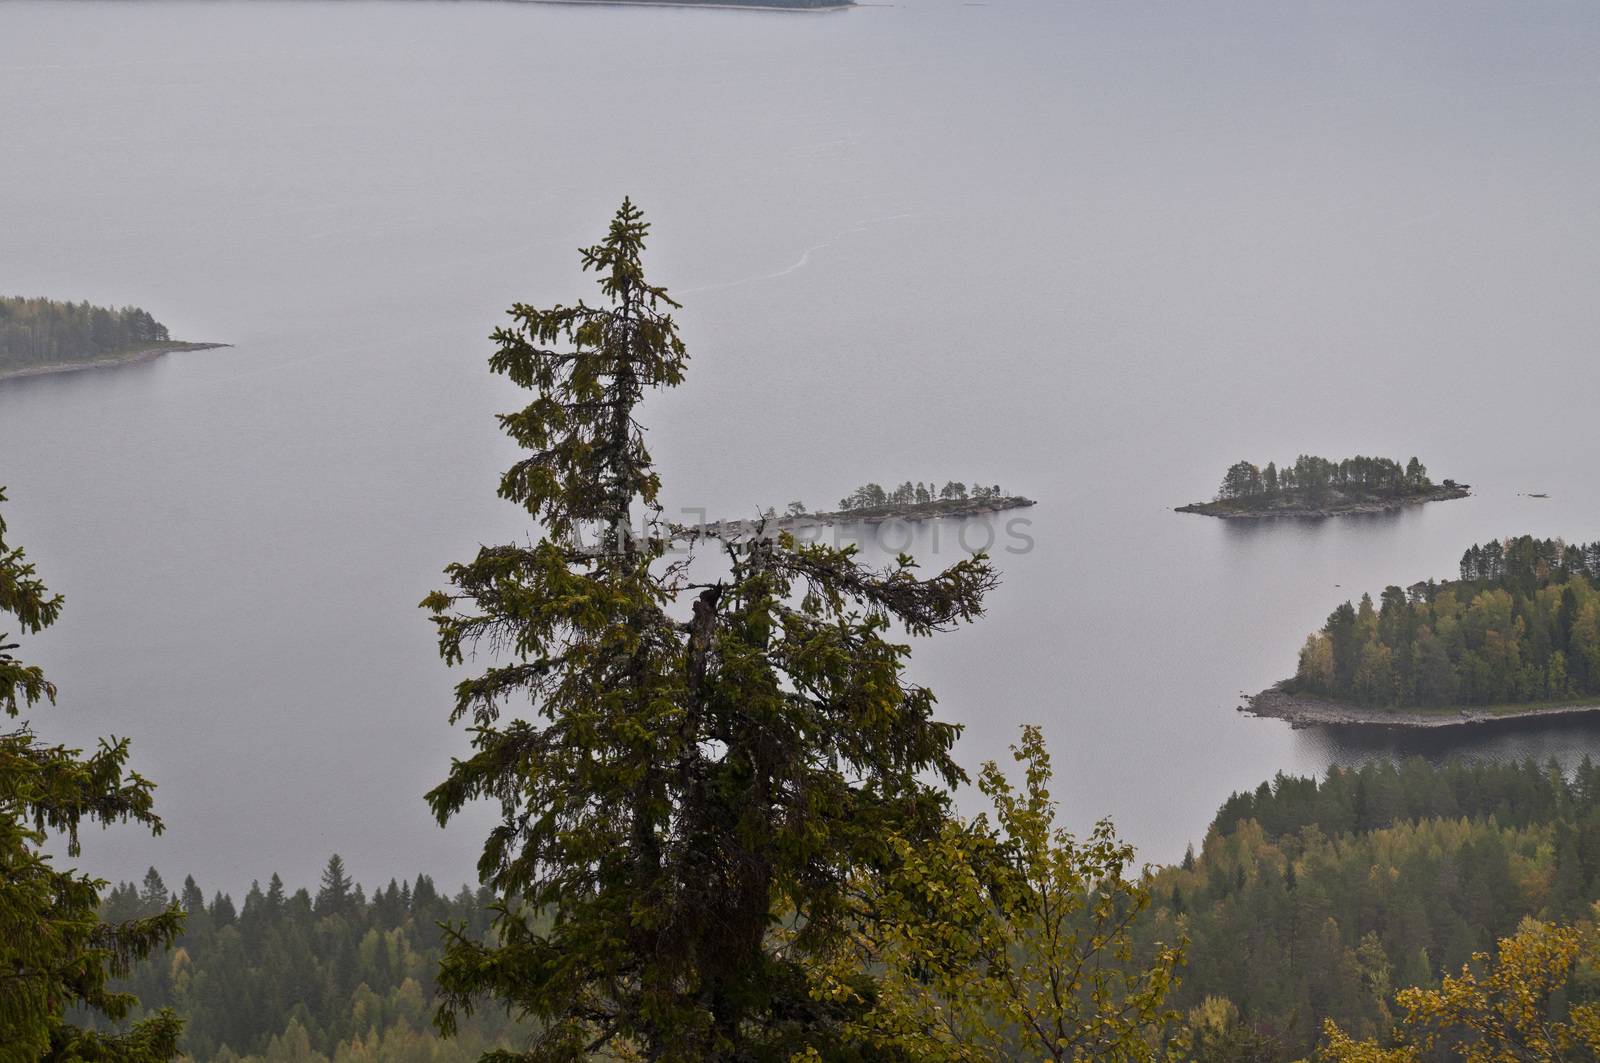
[3, 0, 1600, 891]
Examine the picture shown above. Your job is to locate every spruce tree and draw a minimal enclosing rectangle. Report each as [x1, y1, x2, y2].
[424, 201, 997, 1060]
[317, 854, 353, 915]
[181, 876, 206, 916]
[139, 867, 170, 912]
[0, 486, 184, 1060]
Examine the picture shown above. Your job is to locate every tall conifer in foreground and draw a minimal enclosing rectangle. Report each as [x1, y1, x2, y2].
[0, 487, 183, 1061]
[423, 200, 997, 1060]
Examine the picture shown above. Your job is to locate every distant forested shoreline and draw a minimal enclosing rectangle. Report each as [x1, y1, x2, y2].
[517, 0, 849, 9]
[76, 859, 528, 1061]
[1140, 756, 1600, 1059]
[1178, 453, 1467, 518]
[0, 295, 223, 379]
[87, 756, 1600, 1062]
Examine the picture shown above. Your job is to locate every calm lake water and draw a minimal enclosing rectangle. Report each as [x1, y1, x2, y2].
[4, 0, 1600, 892]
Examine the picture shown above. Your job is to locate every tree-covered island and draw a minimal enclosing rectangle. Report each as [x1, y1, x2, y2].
[1177, 454, 1467, 518]
[1248, 535, 1600, 727]
[691, 479, 1035, 537]
[0, 295, 226, 381]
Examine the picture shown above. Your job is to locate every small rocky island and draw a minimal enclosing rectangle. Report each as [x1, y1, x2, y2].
[691, 480, 1034, 537]
[0, 295, 226, 381]
[1177, 454, 1467, 519]
[1243, 534, 1600, 729]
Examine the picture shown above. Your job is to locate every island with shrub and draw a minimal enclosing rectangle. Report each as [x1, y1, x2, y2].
[1177, 454, 1467, 519]
[690, 480, 1034, 537]
[1245, 535, 1600, 727]
[0, 295, 226, 381]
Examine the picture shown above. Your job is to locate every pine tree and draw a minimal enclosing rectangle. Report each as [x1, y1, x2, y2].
[424, 202, 997, 1060]
[0, 486, 184, 1059]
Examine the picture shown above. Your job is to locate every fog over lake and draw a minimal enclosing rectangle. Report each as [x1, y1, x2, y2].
[3, 0, 1599, 892]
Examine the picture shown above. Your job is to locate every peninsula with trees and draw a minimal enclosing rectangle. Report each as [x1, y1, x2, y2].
[0, 295, 226, 381]
[691, 479, 1035, 537]
[1247, 535, 1600, 727]
[1177, 454, 1467, 518]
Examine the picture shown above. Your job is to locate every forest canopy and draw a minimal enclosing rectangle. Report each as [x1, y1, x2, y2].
[0, 294, 172, 373]
[87, 757, 1600, 1062]
[76, 860, 526, 1062]
[1290, 535, 1600, 709]
[1144, 756, 1600, 1059]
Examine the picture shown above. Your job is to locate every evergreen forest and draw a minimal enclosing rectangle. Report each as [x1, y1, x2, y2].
[1, 295, 173, 373]
[1291, 535, 1600, 709]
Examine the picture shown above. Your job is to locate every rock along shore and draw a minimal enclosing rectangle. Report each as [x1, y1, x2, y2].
[0, 342, 231, 383]
[693, 496, 1036, 538]
[1242, 682, 1600, 730]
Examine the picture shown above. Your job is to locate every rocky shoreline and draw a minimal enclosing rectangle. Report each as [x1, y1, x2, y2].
[0, 341, 231, 383]
[1177, 483, 1469, 520]
[690, 495, 1036, 538]
[1242, 682, 1600, 730]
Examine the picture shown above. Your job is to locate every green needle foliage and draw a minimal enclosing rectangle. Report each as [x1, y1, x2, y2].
[422, 200, 998, 1061]
[0, 486, 184, 1061]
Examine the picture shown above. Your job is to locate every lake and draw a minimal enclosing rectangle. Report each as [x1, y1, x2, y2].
[3, 0, 1599, 893]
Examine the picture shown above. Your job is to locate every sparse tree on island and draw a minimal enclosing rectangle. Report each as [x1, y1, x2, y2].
[831, 480, 1019, 512]
[422, 202, 998, 1060]
[841, 482, 889, 510]
[784, 500, 806, 517]
[1218, 461, 1262, 500]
